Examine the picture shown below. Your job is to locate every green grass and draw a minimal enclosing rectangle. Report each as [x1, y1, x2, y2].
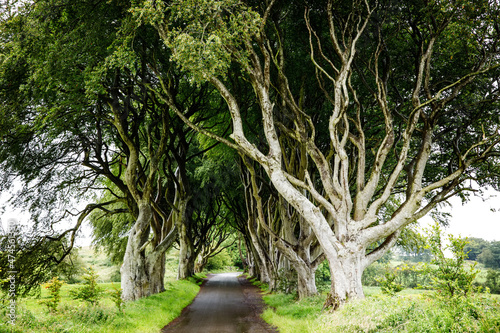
[189, 273, 208, 285]
[247, 275, 270, 292]
[0, 279, 199, 333]
[22, 282, 119, 313]
[77, 247, 120, 283]
[261, 290, 500, 333]
[362, 286, 427, 297]
[262, 293, 325, 333]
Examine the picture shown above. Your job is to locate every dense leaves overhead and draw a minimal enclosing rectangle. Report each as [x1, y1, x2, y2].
[0, 0, 499, 304]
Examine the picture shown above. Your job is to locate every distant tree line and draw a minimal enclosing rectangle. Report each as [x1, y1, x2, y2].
[464, 238, 500, 269]
[397, 235, 500, 270]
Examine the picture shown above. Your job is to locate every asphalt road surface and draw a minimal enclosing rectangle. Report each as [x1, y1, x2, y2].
[160, 272, 278, 333]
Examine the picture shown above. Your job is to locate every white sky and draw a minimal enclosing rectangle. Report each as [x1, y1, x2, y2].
[424, 188, 500, 242]
[0, 188, 93, 246]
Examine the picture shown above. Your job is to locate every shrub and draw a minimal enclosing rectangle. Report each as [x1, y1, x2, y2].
[69, 267, 104, 306]
[110, 268, 121, 282]
[55, 250, 85, 284]
[315, 260, 331, 292]
[485, 269, 500, 294]
[364, 261, 430, 290]
[375, 267, 404, 296]
[39, 277, 64, 312]
[206, 249, 232, 271]
[425, 224, 479, 298]
[108, 286, 124, 312]
[395, 262, 430, 289]
[362, 262, 385, 287]
[225, 239, 246, 269]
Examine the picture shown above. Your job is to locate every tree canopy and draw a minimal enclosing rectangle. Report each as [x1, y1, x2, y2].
[1, 0, 499, 307]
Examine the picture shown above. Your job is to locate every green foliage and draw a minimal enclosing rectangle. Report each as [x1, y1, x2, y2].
[397, 223, 433, 263]
[394, 262, 430, 289]
[108, 286, 124, 312]
[315, 260, 331, 293]
[69, 267, 104, 306]
[67, 305, 111, 325]
[263, 293, 325, 319]
[477, 241, 500, 269]
[39, 277, 64, 313]
[188, 273, 207, 286]
[263, 292, 500, 333]
[55, 249, 85, 284]
[136, 0, 262, 83]
[0, 279, 200, 332]
[362, 262, 384, 287]
[397, 248, 433, 263]
[0, 231, 76, 297]
[464, 237, 490, 261]
[89, 186, 134, 265]
[206, 249, 232, 271]
[224, 239, 246, 269]
[376, 251, 393, 264]
[248, 276, 269, 292]
[363, 262, 430, 290]
[485, 269, 500, 294]
[425, 223, 479, 298]
[110, 268, 121, 283]
[375, 267, 404, 296]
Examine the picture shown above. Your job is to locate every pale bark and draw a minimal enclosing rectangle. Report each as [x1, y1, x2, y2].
[247, 216, 272, 284]
[177, 223, 196, 279]
[108, 90, 177, 301]
[325, 252, 364, 310]
[121, 204, 169, 301]
[194, 256, 207, 274]
[247, 245, 258, 278]
[175, 193, 195, 279]
[153, 0, 500, 309]
[295, 262, 318, 298]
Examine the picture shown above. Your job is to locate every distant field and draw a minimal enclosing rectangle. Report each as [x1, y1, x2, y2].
[77, 246, 121, 283]
[75, 246, 181, 283]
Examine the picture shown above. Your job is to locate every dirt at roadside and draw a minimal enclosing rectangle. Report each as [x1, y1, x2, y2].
[237, 275, 279, 333]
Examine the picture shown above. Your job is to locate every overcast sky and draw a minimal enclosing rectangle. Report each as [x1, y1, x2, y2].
[427, 188, 500, 242]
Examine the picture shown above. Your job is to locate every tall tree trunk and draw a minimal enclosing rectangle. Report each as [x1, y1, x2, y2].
[324, 251, 364, 310]
[246, 239, 258, 278]
[247, 218, 272, 284]
[176, 196, 195, 279]
[296, 265, 317, 298]
[194, 256, 207, 273]
[274, 238, 321, 298]
[177, 222, 196, 279]
[121, 204, 166, 301]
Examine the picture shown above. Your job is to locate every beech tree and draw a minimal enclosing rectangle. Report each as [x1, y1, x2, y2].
[0, 0, 219, 300]
[0, 0, 179, 301]
[140, 0, 500, 308]
[240, 155, 325, 297]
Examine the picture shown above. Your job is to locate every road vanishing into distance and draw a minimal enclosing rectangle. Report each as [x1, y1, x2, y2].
[161, 272, 278, 333]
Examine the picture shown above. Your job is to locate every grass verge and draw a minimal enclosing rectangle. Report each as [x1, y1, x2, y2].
[0, 279, 199, 333]
[262, 289, 500, 333]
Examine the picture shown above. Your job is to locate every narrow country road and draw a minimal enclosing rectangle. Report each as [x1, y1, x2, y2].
[160, 272, 278, 333]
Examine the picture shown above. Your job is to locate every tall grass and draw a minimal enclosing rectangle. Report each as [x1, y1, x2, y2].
[262, 290, 500, 333]
[0, 279, 199, 333]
